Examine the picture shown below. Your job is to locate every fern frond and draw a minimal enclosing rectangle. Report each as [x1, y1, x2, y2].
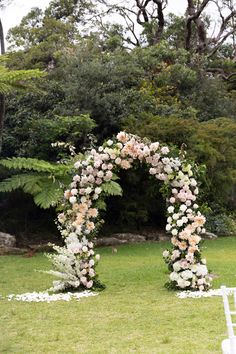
[33, 184, 63, 209]
[0, 157, 72, 175]
[0, 66, 46, 94]
[0, 174, 43, 194]
[0, 173, 64, 208]
[101, 181, 123, 196]
[94, 199, 107, 211]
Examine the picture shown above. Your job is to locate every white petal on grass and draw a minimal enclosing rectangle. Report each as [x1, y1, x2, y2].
[6, 291, 98, 303]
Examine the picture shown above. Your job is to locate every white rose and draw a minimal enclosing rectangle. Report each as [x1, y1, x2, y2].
[74, 161, 81, 169]
[85, 187, 92, 194]
[107, 140, 113, 146]
[97, 171, 104, 178]
[82, 246, 88, 253]
[171, 229, 178, 236]
[95, 187, 102, 194]
[89, 259, 95, 267]
[173, 213, 179, 220]
[163, 250, 170, 258]
[86, 280, 93, 288]
[180, 204, 187, 212]
[190, 179, 197, 187]
[161, 146, 169, 155]
[167, 206, 174, 213]
[173, 261, 181, 272]
[69, 196, 77, 204]
[170, 272, 179, 281]
[181, 270, 193, 280]
[177, 220, 183, 227]
[115, 157, 121, 165]
[196, 264, 208, 277]
[71, 188, 78, 195]
[80, 276, 87, 285]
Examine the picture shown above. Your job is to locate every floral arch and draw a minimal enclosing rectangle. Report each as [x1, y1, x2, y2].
[48, 132, 212, 292]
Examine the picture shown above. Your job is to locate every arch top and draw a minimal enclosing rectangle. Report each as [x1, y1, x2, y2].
[48, 131, 212, 293]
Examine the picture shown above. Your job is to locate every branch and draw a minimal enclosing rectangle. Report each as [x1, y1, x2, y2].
[185, 0, 210, 53]
[208, 28, 236, 58]
[152, 0, 165, 44]
[206, 67, 236, 81]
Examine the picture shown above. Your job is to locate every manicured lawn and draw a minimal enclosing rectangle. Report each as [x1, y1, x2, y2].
[1, 237, 236, 354]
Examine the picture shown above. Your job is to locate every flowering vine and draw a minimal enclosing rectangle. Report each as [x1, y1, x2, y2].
[47, 131, 212, 292]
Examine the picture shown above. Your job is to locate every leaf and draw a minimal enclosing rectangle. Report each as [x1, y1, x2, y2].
[0, 157, 72, 175]
[33, 184, 63, 209]
[0, 66, 46, 94]
[0, 174, 42, 194]
[101, 181, 123, 196]
[95, 199, 107, 211]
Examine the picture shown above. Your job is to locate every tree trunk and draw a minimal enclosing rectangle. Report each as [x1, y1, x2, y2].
[0, 18, 5, 54]
[185, 0, 208, 54]
[0, 17, 5, 155]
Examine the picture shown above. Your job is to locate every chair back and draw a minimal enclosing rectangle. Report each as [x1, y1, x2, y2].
[221, 286, 236, 354]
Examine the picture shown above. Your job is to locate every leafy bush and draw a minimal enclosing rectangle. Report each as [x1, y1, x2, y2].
[205, 212, 236, 236]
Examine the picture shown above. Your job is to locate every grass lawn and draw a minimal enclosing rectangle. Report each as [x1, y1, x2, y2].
[0, 237, 236, 354]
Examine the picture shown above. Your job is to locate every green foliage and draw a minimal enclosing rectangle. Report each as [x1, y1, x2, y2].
[205, 211, 236, 236]
[0, 65, 45, 94]
[3, 79, 96, 158]
[0, 157, 73, 208]
[101, 181, 123, 197]
[124, 114, 236, 210]
[0, 157, 70, 174]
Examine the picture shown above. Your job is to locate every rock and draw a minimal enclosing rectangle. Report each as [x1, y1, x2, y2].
[201, 232, 218, 239]
[27, 244, 54, 252]
[95, 233, 146, 247]
[109, 233, 146, 242]
[143, 232, 160, 241]
[0, 246, 27, 255]
[95, 237, 128, 247]
[142, 230, 170, 241]
[0, 232, 16, 247]
[158, 235, 170, 242]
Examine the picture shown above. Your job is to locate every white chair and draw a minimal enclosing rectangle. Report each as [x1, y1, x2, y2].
[221, 286, 236, 354]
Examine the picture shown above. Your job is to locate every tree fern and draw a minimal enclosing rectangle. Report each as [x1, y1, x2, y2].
[0, 66, 46, 94]
[101, 181, 123, 197]
[33, 183, 63, 209]
[0, 157, 72, 175]
[0, 157, 73, 209]
[0, 173, 43, 193]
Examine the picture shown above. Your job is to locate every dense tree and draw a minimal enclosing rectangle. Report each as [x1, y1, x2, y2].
[95, 0, 236, 54]
[1, 0, 235, 237]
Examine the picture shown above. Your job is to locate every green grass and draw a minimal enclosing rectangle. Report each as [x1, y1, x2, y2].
[0, 237, 236, 354]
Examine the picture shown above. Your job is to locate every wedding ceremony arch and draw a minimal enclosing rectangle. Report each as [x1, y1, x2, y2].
[47, 132, 212, 292]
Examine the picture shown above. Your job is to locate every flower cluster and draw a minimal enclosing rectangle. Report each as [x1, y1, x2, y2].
[48, 131, 211, 292]
[162, 167, 212, 290]
[46, 239, 100, 292]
